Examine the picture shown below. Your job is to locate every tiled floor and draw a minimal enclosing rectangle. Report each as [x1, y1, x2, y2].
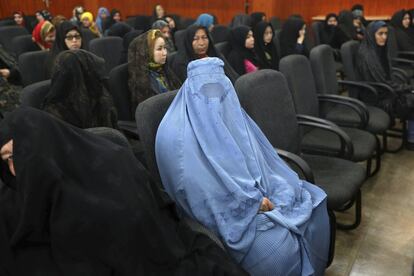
[325, 141, 414, 276]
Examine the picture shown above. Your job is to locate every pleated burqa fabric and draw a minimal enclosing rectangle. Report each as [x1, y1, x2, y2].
[156, 57, 330, 275]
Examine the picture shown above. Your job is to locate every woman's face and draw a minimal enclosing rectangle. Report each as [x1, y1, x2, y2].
[353, 18, 362, 28]
[160, 26, 170, 38]
[1, 140, 15, 176]
[263, 26, 273, 44]
[402, 13, 411, 29]
[165, 16, 175, 29]
[153, 37, 167, 64]
[14, 14, 24, 25]
[36, 12, 44, 22]
[65, 29, 82, 50]
[375, 26, 388, 46]
[192, 29, 209, 56]
[327, 16, 338, 26]
[299, 25, 306, 37]
[156, 5, 165, 18]
[44, 30, 56, 44]
[113, 12, 121, 22]
[245, 30, 255, 49]
[100, 12, 108, 20]
[82, 17, 91, 28]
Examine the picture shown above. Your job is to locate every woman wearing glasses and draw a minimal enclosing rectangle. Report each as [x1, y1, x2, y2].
[45, 21, 83, 78]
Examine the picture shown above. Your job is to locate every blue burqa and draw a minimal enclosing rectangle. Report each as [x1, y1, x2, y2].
[156, 57, 330, 276]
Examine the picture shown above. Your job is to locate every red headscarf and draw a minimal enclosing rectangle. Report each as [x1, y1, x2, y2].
[32, 20, 55, 49]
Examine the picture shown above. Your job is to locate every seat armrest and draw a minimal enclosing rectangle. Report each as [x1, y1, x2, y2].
[275, 148, 314, 183]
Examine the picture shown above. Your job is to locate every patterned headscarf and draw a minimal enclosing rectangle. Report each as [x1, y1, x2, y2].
[32, 20, 55, 49]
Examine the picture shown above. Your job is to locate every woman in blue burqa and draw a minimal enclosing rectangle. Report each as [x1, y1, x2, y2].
[156, 57, 330, 275]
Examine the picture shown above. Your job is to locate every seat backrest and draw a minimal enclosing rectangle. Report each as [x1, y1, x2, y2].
[125, 16, 137, 28]
[11, 34, 40, 57]
[386, 25, 398, 59]
[135, 90, 178, 182]
[269, 16, 282, 30]
[20, 79, 51, 108]
[310, 44, 339, 95]
[0, 26, 29, 53]
[173, 29, 186, 52]
[340, 40, 360, 82]
[273, 29, 282, 58]
[80, 28, 98, 51]
[279, 54, 320, 117]
[311, 21, 322, 45]
[134, 15, 151, 31]
[234, 69, 301, 154]
[167, 51, 177, 68]
[180, 18, 195, 29]
[89, 37, 123, 75]
[18, 50, 49, 86]
[86, 127, 131, 149]
[214, 41, 232, 58]
[0, 19, 15, 27]
[211, 25, 230, 44]
[108, 63, 132, 121]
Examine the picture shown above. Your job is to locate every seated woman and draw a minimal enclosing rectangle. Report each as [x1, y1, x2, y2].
[0, 107, 247, 275]
[70, 6, 84, 25]
[195, 13, 215, 32]
[172, 25, 238, 82]
[151, 4, 166, 24]
[320, 13, 350, 52]
[390, 9, 414, 51]
[357, 21, 414, 120]
[156, 57, 330, 275]
[32, 20, 56, 50]
[338, 10, 361, 41]
[107, 22, 132, 38]
[95, 7, 110, 34]
[253, 21, 279, 70]
[279, 17, 308, 57]
[43, 50, 118, 129]
[152, 20, 176, 52]
[0, 45, 20, 113]
[228, 26, 260, 75]
[12, 11, 32, 33]
[103, 9, 122, 35]
[128, 30, 181, 117]
[80, 12, 101, 37]
[45, 21, 83, 78]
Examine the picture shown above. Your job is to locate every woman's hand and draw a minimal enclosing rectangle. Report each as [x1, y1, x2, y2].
[259, 197, 274, 212]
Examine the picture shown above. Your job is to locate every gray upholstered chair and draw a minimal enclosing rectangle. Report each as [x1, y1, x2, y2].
[89, 37, 123, 75]
[173, 29, 186, 52]
[20, 79, 51, 108]
[18, 50, 49, 86]
[279, 54, 380, 177]
[310, 44, 390, 149]
[235, 69, 366, 231]
[11, 34, 40, 57]
[0, 26, 29, 54]
[215, 41, 232, 59]
[211, 25, 230, 44]
[135, 90, 226, 251]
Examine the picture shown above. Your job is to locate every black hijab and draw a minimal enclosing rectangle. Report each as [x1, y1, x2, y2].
[107, 22, 132, 38]
[253, 21, 278, 70]
[250, 12, 265, 29]
[390, 9, 414, 51]
[172, 25, 239, 82]
[45, 21, 83, 78]
[43, 50, 118, 129]
[0, 107, 248, 275]
[227, 26, 259, 75]
[320, 13, 349, 49]
[230, 14, 252, 28]
[279, 18, 308, 57]
[338, 10, 358, 40]
[120, 29, 143, 64]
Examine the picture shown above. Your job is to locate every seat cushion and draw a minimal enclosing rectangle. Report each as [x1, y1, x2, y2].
[325, 105, 391, 134]
[301, 127, 377, 162]
[302, 154, 366, 210]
